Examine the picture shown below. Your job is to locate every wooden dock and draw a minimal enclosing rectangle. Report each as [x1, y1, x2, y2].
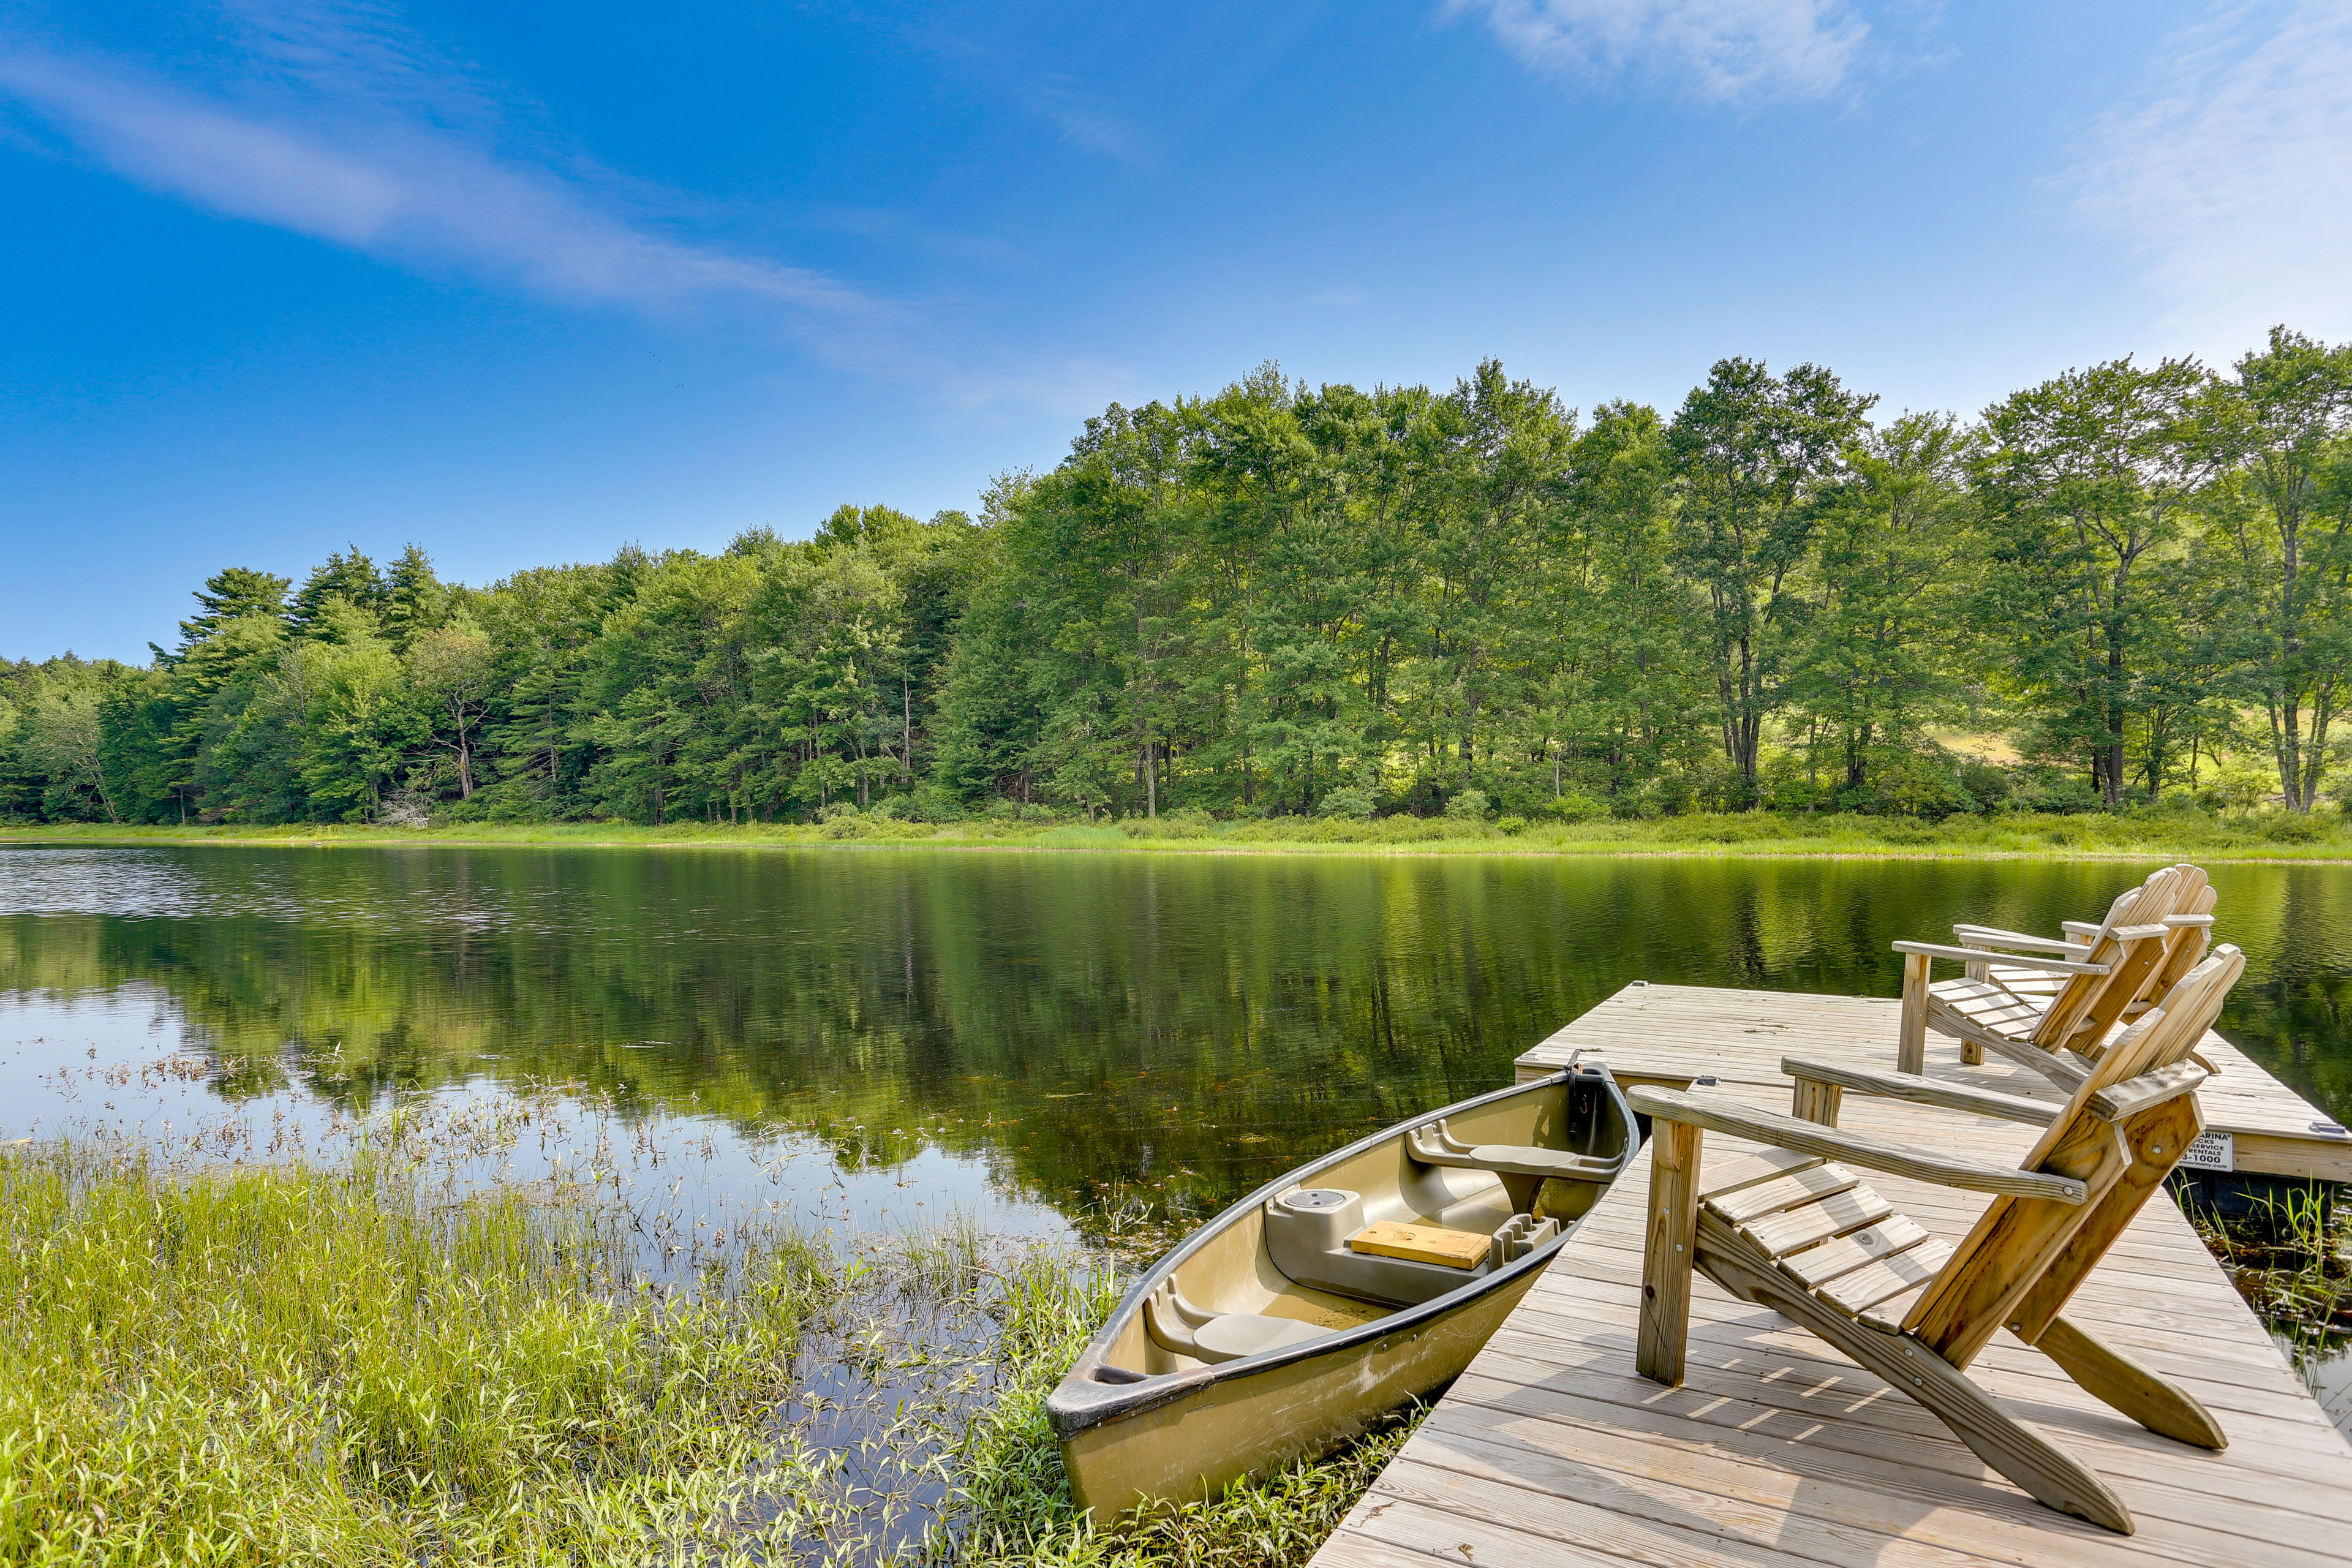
[1310, 984, 2352, 1568]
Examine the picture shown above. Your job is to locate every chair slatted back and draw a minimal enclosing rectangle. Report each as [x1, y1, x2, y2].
[1902, 945, 2244, 1365]
[2029, 866, 2188, 1048]
[2143, 880, 2217, 1003]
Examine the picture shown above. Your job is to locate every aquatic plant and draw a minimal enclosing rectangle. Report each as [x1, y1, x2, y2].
[0, 1139, 847, 1566]
[2184, 1182, 2352, 1380]
[0, 1122, 1408, 1568]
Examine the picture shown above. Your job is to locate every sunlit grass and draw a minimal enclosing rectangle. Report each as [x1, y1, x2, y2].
[0, 1140, 845, 1566]
[8, 805, 2350, 861]
[0, 1134, 1411, 1567]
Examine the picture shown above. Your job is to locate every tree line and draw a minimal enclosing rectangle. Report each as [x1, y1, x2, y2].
[6, 328, 2348, 827]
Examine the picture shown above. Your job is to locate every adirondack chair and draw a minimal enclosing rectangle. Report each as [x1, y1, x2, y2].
[1630, 945, 2245, 1535]
[1893, 864, 2212, 1089]
[1948, 870, 2217, 1051]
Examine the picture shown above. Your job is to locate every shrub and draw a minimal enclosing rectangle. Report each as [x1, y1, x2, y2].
[1957, 761, 2013, 814]
[1121, 812, 1213, 839]
[1495, 815, 1527, 835]
[1649, 812, 1783, 843]
[2016, 772, 2103, 816]
[1316, 786, 1377, 820]
[1543, 791, 1608, 824]
[2257, 810, 2330, 843]
[1443, 788, 1490, 821]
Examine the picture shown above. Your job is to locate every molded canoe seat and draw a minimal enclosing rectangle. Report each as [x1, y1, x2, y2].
[1143, 1280, 1332, 1365]
[1405, 1120, 1623, 1183]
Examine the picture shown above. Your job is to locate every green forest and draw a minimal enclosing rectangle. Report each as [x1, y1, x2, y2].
[7, 328, 2349, 829]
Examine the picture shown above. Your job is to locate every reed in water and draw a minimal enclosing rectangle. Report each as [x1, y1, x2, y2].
[0, 1128, 1411, 1567]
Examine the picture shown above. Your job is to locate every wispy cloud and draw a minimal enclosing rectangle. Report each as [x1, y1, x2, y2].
[1033, 77, 1148, 165]
[1446, 0, 1866, 102]
[0, 2, 1138, 407]
[2067, 1, 2352, 358]
[0, 32, 873, 325]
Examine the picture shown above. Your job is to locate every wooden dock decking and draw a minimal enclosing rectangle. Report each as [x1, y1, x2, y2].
[1310, 984, 2352, 1568]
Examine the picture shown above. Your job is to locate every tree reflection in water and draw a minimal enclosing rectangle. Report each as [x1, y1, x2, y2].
[2, 846, 2345, 1242]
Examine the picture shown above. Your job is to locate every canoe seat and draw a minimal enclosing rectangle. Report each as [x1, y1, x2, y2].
[1406, 1120, 1620, 1183]
[1143, 1280, 1330, 1365]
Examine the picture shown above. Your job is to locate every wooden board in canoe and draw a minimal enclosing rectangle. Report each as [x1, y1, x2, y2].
[1046, 1060, 1638, 1514]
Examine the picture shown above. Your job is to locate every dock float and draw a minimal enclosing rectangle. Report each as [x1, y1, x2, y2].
[1310, 984, 2352, 1568]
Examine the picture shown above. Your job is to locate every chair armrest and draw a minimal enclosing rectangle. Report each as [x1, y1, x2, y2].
[2062, 920, 2101, 940]
[2087, 1063, 2209, 1122]
[1951, 925, 2086, 955]
[2162, 914, 2215, 929]
[1893, 940, 2109, 975]
[1780, 1056, 2058, 1126]
[1626, 1087, 2088, 1203]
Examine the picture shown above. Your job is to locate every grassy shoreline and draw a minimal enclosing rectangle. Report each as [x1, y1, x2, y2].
[5, 809, 2351, 862]
[0, 1135, 1396, 1567]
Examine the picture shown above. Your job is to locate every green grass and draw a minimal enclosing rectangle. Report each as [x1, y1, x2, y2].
[0, 1135, 1418, 1567]
[0, 1140, 845, 1566]
[7, 804, 2350, 861]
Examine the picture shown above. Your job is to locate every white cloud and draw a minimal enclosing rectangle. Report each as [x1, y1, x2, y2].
[0, 41, 872, 323]
[0, 5, 1131, 407]
[2068, 1, 2352, 359]
[1446, 0, 1864, 102]
[1034, 78, 1148, 165]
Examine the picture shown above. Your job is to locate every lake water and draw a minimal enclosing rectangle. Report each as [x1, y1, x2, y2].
[5, 845, 2348, 1246]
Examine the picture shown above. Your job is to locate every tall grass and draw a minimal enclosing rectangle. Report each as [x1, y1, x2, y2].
[0, 1134, 1408, 1567]
[2183, 1183, 2352, 1381]
[0, 1141, 836, 1566]
[10, 805, 2350, 861]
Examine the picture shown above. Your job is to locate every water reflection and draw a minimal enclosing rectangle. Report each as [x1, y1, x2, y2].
[1, 846, 2347, 1235]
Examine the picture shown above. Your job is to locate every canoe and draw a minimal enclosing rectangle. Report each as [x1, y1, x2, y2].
[1047, 1059, 1638, 1513]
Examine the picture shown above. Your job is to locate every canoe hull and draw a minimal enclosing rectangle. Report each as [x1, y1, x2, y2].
[1049, 1063, 1635, 1515]
[1057, 1253, 1542, 1513]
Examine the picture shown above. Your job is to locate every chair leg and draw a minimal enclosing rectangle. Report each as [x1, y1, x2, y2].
[1960, 1039, 1985, 1066]
[2035, 1314, 2227, 1451]
[1635, 1120, 1701, 1387]
[1898, 952, 1932, 1074]
[1700, 1218, 2135, 1534]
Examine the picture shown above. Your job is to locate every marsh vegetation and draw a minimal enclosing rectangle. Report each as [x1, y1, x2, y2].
[0, 1110, 1415, 1567]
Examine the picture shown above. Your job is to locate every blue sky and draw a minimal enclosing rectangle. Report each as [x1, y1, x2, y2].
[6, 0, 2349, 662]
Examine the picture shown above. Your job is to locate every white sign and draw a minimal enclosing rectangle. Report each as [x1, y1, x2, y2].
[2180, 1129, 2234, 1172]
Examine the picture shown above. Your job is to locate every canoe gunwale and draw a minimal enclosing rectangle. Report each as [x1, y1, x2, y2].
[1046, 1063, 1634, 1438]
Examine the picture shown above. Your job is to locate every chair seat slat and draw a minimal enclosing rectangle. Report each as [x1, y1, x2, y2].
[1704, 1163, 1858, 1223]
[1817, 1237, 1953, 1316]
[1857, 1280, 1934, 1334]
[1691, 1145, 1824, 1199]
[1739, 1185, 1893, 1258]
[1778, 1213, 1932, 1288]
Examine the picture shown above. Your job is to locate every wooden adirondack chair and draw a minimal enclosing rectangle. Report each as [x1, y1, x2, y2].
[1632, 946, 2245, 1535]
[1949, 870, 2217, 1049]
[1893, 864, 2212, 1089]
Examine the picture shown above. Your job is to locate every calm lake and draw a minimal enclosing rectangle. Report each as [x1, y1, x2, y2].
[4, 845, 2350, 1244]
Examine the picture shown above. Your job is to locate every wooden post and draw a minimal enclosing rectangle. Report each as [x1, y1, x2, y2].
[1957, 943, 1986, 1063]
[1961, 951, 1990, 1060]
[1898, 951, 1932, 1075]
[1637, 1119, 1702, 1387]
[1790, 1078, 1843, 1127]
